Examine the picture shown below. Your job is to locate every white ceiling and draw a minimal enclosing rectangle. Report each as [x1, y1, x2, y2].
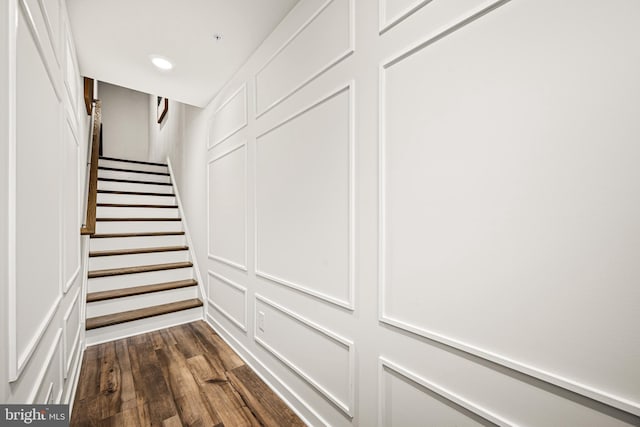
[67, 0, 299, 107]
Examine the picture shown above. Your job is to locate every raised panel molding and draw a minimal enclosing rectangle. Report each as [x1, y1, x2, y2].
[9, 0, 69, 382]
[207, 142, 248, 271]
[27, 328, 63, 404]
[254, 294, 355, 417]
[17, 0, 62, 101]
[254, 0, 354, 117]
[208, 83, 248, 149]
[378, 0, 433, 34]
[62, 114, 80, 293]
[36, 0, 61, 66]
[378, 0, 640, 417]
[255, 82, 355, 310]
[63, 288, 81, 378]
[378, 357, 513, 426]
[7, 0, 19, 383]
[63, 34, 78, 117]
[207, 270, 248, 332]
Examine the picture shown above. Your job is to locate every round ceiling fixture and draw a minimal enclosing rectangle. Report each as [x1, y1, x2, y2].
[150, 55, 173, 70]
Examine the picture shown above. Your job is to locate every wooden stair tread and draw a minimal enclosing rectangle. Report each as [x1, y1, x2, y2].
[90, 245, 188, 257]
[88, 261, 192, 278]
[96, 217, 181, 221]
[86, 279, 198, 302]
[99, 177, 173, 186]
[97, 203, 177, 208]
[98, 166, 170, 176]
[91, 231, 185, 238]
[98, 189, 175, 197]
[85, 298, 202, 330]
[100, 156, 167, 167]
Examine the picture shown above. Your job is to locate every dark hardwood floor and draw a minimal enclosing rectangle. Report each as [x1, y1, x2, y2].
[71, 321, 305, 426]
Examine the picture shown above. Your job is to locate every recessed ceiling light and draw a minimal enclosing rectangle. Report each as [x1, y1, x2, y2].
[150, 55, 173, 70]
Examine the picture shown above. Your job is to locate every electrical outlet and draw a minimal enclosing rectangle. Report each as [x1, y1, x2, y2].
[258, 311, 265, 332]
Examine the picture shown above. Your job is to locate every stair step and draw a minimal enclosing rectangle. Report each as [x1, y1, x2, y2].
[96, 217, 181, 222]
[99, 177, 173, 186]
[100, 156, 167, 167]
[90, 245, 188, 257]
[88, 261, 192, 278]
[97, 203, 178, 209]
[86, 298, 203, 330]
[86, 279, 198, 302]
[91, 231, 185, 238]
[98, 189, 175, 197]
[98, 166, 170, 176]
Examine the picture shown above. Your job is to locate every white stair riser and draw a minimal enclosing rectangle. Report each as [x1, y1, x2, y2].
[90, 235, 186, 251]
[97, 206, 180, 218]
[89, 250, 190, 270]
[88, 267, 194, 293]
[98, 169, 171, 184]
[97, 193, 176, 206]
[95, 220, 182, 234]
[86, 286, 198, 318]
[98, 159, 168, 174]
[98, 180, 173, 194]
[85, 307, 202, 346]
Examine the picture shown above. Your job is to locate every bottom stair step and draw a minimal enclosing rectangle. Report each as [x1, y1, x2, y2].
[86, 298, 203, 330]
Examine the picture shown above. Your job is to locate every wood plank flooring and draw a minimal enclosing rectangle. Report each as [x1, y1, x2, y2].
[71, 321, 305, 427]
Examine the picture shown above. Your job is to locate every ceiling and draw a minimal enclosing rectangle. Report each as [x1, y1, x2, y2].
[67, 0, 300, 107]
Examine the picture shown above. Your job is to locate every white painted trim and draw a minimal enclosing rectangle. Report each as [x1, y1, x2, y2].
[254, 0, 355, 118]
[43, 382, 54, 405]
[380, 316, 640, 417]
[7, 0, 18, 383]
[207, 270, 248, 332]
[12, 293, 62, 383]
[65, 99, 80, 145]
[63, 264, 80, 294]
[58, 105, 64, 303]
[254, 294, 355, 417]
[17, 0, 62, 101]
[206, 313, 326, 427]
[206, 142, 248, 271]
[378, 357, 515, 426]
[66, 338, 85, 409]
[207, 83, 248, 149]
[63, 36, 76, 116]
[254, 82, 355, 311]
[208, 254, 249, 272]
[27, 328, 62, 404]
[79, 235, 90, 324]
[377, 0, 640, 417]
[378, 0, 433, 34]
[36, 0, 60, 66]
[166, 157, 207, 315]
[379, 0, 510, 70]
[63, 288, 81, 378]
[55, 386, 63, 405]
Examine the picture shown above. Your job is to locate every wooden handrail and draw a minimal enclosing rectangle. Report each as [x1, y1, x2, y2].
[81, 99, 102, 235]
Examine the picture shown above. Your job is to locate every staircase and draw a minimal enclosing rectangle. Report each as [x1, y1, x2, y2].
[85, 156, 203, 345]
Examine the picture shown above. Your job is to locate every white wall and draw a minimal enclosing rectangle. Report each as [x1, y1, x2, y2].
[160, 0, 640, 425]
[0, 0, 88, 405]
[99, 81, 149, 161]
[148, 96, 184, 164]
[148, 97, 209, 309]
